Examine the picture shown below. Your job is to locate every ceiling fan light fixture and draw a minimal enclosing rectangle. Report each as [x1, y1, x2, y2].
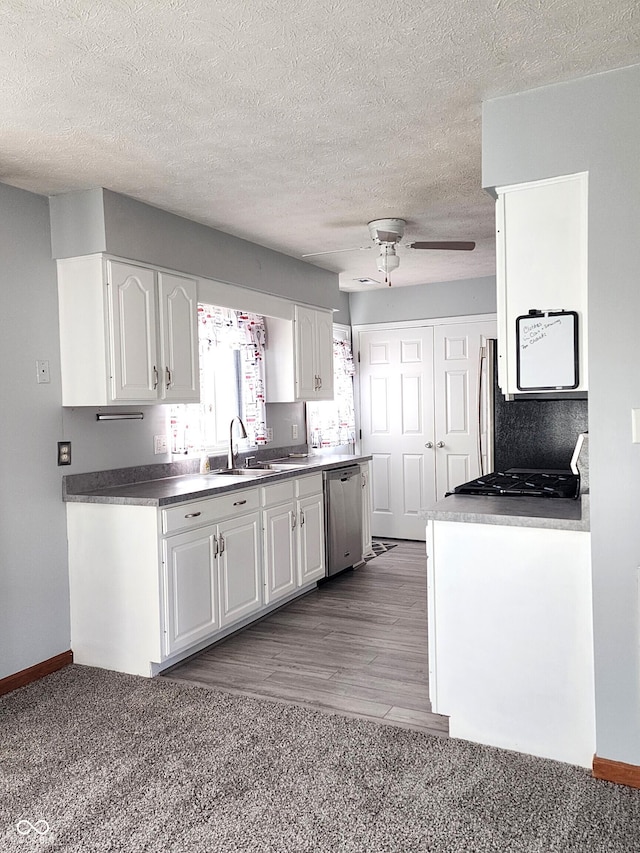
[376, 245, 400, 275]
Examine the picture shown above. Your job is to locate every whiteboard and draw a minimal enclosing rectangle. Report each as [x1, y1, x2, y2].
[516, 311, 579, 391]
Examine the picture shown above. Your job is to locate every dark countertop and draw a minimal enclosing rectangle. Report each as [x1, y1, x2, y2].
[64, 454, 371, 508]
[421, 492, 590, 532]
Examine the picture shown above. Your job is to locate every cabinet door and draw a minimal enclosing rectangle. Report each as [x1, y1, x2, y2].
[163, 527, 218, 655]
[158, 272, 200, 403]
[217, 512, 262, 627]
[496, 172, 588, 394]
[314, 309, 334, 400]
[108, 261, 159, 401]
[297, 493, 325, 585]
[294, 305, 317, 399]
[263, 502, 297, 603]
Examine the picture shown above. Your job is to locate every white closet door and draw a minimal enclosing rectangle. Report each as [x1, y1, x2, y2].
[433, 320, 497, 499]
[358, 327, 435, 541]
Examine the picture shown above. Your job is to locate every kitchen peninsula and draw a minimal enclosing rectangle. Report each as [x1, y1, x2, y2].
[64, 453, 371, 679]
[424, 492, 593, 768]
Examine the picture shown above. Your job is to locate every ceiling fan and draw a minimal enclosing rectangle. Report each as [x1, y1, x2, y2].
[302, 218, 475, 286]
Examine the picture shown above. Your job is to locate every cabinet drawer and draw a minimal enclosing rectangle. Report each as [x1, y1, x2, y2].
[296, 473, 323, 497]
[261, 479, 295, 507]
[162, 488, 259, 535]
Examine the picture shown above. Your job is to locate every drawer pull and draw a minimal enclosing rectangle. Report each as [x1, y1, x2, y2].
[184, 511, 202, 518]
[233, 499, 247, 506]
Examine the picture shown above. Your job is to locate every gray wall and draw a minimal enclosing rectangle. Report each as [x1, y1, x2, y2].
[349, 276, 496, 326]
[483, 63, 640, 765]
[0, 184, 70, 678]
[50, 188, 346, 317]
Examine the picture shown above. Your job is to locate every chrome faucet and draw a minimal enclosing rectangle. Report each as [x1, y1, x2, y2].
[228, 416, 248, 469]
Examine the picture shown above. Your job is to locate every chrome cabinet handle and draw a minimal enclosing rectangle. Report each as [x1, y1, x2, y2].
[300, 511, 305, 526]
[233, 499, 247, 507]
[425, 442, 434, 449]
[184, 511, 201, 518]
[218, 534, 225, 554]
[291, 512, 297, 530]
[318, 375, 322, 389]
[165, 366, 172, 388]
[213, 537, 219, 558]
[153, 366, 159, 389]
[436, 441, 445, 448]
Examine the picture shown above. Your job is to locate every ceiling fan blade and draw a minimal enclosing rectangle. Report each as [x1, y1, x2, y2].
[408, 241, 476, 251]
[302, 246, 372, 258]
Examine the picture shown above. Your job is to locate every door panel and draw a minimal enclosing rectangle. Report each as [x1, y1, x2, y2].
[433, 321, 497, 499]
[359, 319, 497, 541]
[359, 327, 435, 540]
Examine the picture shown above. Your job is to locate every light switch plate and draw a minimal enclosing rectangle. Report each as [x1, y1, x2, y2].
[291, 423, 299, 439]
[154, 434, 169, 455]
[632, 409, 640, 443]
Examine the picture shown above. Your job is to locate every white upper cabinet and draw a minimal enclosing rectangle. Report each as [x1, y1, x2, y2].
[265, 306, 334, 402]
[157, 272, 199, 402]
[57, 255, 199, 406]
[294, 305, 334, 400]
[495, 172, 588, 395]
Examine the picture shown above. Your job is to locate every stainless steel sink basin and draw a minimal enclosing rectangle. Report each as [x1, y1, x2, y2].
[210, 468, 273, 477]
[258, 461, 306, 471]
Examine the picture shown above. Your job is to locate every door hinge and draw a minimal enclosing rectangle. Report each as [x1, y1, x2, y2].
[359, 429, 362, 440]
[357, 350, 360, 362]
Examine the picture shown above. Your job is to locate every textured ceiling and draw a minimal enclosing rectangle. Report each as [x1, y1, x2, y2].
[0, 1, 639, 290]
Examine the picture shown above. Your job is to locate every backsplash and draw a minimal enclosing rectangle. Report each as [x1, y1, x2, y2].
[494, 396, 588, 472]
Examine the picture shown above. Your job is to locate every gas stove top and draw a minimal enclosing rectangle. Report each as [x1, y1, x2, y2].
[451, 470, 580, 499]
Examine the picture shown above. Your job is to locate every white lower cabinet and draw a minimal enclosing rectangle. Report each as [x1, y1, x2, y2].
[162, 510, 262, 656]
[426, 519, 595, 768]
[262, 474, 325, 605]
[67, 473, 327, 677]
[297, 491, 325, 586]
[163, 527, 219, 655]
[263, 499, 298, 603]
[217, 512, 262, 628]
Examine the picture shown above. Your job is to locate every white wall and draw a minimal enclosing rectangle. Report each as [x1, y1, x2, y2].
[349, 276, 496, 326]
[483, 63, 640, 765]
[0, 183, 70, 678]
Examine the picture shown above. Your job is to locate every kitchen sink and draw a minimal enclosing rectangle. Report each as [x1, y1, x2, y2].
[257, 462, 305, 471]
[210, 468, 273, 477]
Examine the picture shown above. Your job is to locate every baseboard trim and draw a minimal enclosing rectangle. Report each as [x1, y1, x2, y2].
[593, 755, 640, 789]
[0, 650, 73, 697]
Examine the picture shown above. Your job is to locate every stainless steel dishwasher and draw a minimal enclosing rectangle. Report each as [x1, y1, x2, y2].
[323, 465, 363, 577]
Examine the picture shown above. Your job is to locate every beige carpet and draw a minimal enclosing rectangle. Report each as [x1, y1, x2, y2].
[1, 665, 639, 852]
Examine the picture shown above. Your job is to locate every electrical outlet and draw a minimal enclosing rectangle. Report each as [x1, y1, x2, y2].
[291, 423, 299, 439]
[36, 359, 50, 384]
[154, 434, 169, 455]
[57, 441, 71, 466]
[266, 427, 274, 442]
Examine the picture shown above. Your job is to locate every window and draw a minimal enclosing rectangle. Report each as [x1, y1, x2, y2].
[306, 328, 356, 449]
[170, 305, 267, 454]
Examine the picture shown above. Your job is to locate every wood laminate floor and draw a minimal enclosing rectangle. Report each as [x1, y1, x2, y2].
[161, 539, 449, 738]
